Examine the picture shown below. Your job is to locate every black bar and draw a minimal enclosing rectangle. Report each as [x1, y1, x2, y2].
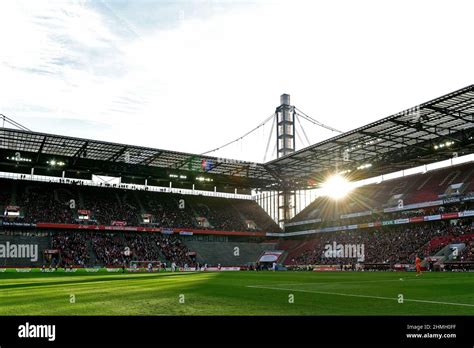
[0, 316, 472, 346]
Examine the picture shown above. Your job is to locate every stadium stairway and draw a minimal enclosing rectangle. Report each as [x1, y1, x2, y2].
[87, 238, 98, 266]
[228, 201, 252, 227]
[280, 239, 319, 265]
[428, 243, 467, 268]
[77, 192, 85, 209]
[277, 250, 289, 265]
[132, 191, 146, 215]
[10, 180, 18, 206]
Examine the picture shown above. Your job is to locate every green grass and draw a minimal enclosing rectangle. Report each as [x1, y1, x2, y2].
[1, 270, 474, 315]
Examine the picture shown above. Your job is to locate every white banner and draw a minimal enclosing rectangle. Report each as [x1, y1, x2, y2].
[259, 251, 284, 262]
[424, 214, 441, 221]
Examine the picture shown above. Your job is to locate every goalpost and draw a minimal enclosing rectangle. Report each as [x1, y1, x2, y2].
[129, 261, 163, 272]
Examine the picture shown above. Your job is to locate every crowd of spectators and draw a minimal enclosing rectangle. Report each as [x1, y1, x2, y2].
[142, 193, 197, 229]
[460, 239, 474, 261]
[285, 220, 473, 266]
[51, 232, 89, 266]
[0, 179, 279, 233]
[82, 189, 140, 226]
[49, 231, 194, 267]
[291, 161, 474, 228]
[92, 232, 194, 267]
[91, 233, 127, 266]
[18, 187, 75, 224]
[193, 202, 247, 231]
[286, 201, 473, 233]
[155, 234, 194, 266]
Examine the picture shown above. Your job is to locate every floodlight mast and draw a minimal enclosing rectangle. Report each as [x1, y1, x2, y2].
[276, 94, 295, 157]
[275, 94, 297, 226]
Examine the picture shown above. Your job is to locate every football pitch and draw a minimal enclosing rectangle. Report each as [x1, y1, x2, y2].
[1, 271, 474, 316]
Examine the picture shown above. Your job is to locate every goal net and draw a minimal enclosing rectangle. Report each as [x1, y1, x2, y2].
[129, 261, 162, 272]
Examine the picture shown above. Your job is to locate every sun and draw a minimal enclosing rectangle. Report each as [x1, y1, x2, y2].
[321, 174, 353, 200]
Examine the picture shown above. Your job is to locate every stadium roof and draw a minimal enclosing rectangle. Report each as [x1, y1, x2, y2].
[265, 84, 474, 184]
[0, 128, 275, 185]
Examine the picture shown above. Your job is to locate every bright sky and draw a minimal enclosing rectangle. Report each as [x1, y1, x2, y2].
[0, 0, 473, 163]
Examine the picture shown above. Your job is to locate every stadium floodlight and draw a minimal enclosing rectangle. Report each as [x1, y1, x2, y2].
[196, 176, 213, 182]
[321, 173, 354, 200]
[357, 163, 372, 170]
[7, 156, 31, 162]
[434, 141, 454, 150]
[47, 160, 65, 167]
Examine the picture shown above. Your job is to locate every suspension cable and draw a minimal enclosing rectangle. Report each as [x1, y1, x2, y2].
[201, 113, 276, 155]
[0, 114, 32, 131]
[263, 115, 276, 162]
[295, 113, 311, 146]
[201, 105, 342, 157]
[294, 107, 342, 133]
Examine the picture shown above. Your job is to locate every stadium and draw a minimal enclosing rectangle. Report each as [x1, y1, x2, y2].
[1, 84, 473, 317]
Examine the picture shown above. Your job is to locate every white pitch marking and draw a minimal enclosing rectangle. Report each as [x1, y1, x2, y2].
[247, 285, 474, 308]
[247, 276, 471, 288]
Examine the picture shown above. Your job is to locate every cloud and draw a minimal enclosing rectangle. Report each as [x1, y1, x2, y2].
[0, 1, 130, 121]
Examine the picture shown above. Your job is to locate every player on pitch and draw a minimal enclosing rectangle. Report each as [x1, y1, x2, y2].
[415, 255, 423, 276]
